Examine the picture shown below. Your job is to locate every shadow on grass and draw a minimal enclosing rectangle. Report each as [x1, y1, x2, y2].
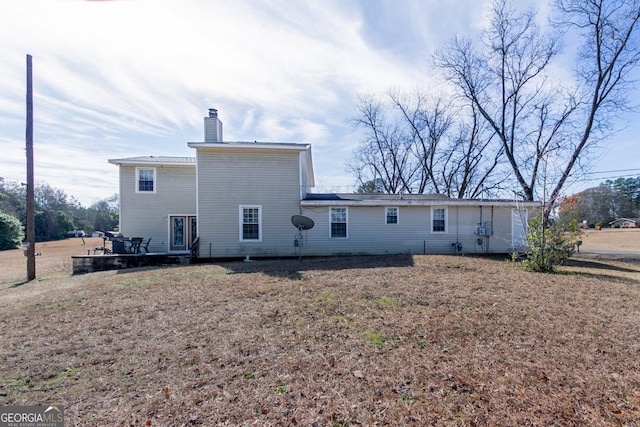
[565, 258, 640, 273]
[219, 254, 416, 279]
[104, 254, 417, 281]
[7, 280, 29, 289]
[561, 256, 640, 285]
[107, 253, 515, 280]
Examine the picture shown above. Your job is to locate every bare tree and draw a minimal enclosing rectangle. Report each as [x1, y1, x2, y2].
[435, 0, 640, 215]
[549, 0, 640, 210]
[348, 95, 418, 194]
[439, 103, 505, 198]
[349, 91, 505, 198]
[389, 90, 454, 194]
[435, 0, 568, 203]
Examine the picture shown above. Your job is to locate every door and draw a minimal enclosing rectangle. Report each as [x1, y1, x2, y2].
[169, 215, 197, 251]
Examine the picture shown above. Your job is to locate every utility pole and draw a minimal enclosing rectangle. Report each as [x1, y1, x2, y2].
[26, 54, 35, 281]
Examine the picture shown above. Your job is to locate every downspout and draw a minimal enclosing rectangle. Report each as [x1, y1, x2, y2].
[456, 205, 460, 255]
[491, 206, 494, 235]
[489, 206, 495, 253]
[479, 205, 484, 254]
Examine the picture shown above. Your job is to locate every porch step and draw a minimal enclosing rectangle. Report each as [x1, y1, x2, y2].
[71, 253, 189, 274]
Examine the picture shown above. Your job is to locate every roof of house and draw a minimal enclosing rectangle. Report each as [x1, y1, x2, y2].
[302, 193, 541, 207]
[108, 156, 195, 166]
[187, 141, 311, 151]
[304, 193, 449, 201]
[609, 217, 639, 224]
[110, 142, 316, 187]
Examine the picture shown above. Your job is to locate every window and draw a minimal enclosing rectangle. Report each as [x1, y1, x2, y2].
[240, 206, 261, 241]
[385, 207, 398, 224]
[330, 207, 347, 238]
[431, 207, 448, 233]
[136, 167, 156, 193]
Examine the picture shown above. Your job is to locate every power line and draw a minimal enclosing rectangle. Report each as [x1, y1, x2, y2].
[579, 173, 640, 182]
[580, 168, 640, 176]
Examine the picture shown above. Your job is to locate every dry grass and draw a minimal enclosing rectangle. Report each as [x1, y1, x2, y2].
[579, 228, 640, 252]
[0, 233, 639, 426]
[0, 237, 104, 286]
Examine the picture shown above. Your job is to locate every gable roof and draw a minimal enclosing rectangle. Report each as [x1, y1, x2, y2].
[609, 217, 639, 225]
[108, 156, 195, 166]
[187, 141, 310, 151]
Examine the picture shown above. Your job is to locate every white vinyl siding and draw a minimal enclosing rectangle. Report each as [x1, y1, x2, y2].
[297, 204, 527, 256]
[136, 167, 156, 193]
[511, 209, 528, 250]
[240, 206, 262, 242]
[118, 165, 196, 253]
[431, 207, 447, 233]
[330, 207, 348, 238]
[196, 148, 303, 258]
[385, 207, 398, 224]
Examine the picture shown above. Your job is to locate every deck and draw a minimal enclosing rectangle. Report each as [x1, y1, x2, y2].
[71, 252, 190, 274]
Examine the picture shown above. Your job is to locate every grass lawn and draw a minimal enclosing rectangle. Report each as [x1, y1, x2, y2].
[1, 248, 639, 425]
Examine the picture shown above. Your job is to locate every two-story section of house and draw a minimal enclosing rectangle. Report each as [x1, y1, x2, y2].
[187, 109, 314, 258]
[109, 109, 314, 257]
[107, 156, 197, 254]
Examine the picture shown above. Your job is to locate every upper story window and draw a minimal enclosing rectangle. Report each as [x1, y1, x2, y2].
[240, 205, 262, 242]
[330, 207, 347, 238]
[431, 207, 448, 233]
[385, 207, 398, 224]
[136, 167, 156, 193]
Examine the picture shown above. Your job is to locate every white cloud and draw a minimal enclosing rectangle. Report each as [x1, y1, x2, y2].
[0, 0, 638, 205]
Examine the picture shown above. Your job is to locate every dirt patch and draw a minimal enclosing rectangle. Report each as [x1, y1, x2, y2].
[0, 253, 639, 426]
[0, 238, 104, 286]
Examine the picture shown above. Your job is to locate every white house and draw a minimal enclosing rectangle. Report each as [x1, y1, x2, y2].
[109, 109, 537, 258]
[609, 218, 638, 228]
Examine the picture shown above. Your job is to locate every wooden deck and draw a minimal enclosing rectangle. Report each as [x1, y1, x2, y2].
[71, 252, 190, 274]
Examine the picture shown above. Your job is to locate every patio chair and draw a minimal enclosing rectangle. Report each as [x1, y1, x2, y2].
[129, 237, 144, 254]
[140, 238, 152, 254]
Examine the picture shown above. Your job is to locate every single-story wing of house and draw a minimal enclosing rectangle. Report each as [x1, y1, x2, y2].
[609, 218, 639, 228]
[108, 109, 539, 259]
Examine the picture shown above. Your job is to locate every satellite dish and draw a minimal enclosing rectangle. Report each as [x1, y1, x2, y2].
[291, 215, 314, 261]
[291, 215, 314, 230]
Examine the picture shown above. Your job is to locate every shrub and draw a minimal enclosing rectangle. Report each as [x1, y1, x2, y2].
[523, 216, 581, 273]
[0, 210, 25, 250]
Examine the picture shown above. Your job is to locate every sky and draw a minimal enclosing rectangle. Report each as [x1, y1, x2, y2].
[1, 0, 639, 206]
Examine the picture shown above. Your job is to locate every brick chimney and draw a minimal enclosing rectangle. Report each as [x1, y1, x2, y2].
[204, 108, 223, 142]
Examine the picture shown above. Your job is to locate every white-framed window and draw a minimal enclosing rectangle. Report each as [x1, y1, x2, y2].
[431, 207, 448, 233]
[385, 207, 399, 224]
[240, 205, 262, 242]
[330, 207, 347, 238]
[136, 167, 156, 193]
